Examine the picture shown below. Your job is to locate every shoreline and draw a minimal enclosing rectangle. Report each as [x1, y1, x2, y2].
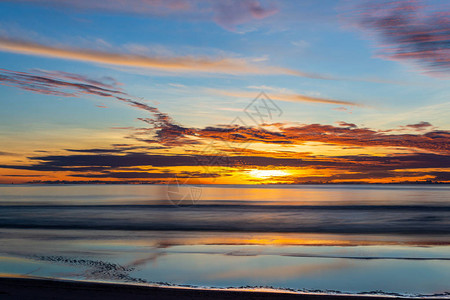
[0, 276, 448, 300]
[3, 183, 450, 185]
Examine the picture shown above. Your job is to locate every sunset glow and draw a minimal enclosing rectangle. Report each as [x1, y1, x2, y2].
[0, 2, 449, 297]
[248, 170, 290, 179]
[0, 0, 448, 185]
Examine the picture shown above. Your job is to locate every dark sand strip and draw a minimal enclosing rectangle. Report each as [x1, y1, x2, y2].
[0, 277, 430, 300]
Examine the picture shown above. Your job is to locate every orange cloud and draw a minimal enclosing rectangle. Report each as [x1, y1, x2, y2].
[209, 89, 361, 106]
[0, 37, 330, 78]
[1, 69, 448, 184]
[154, 123, 448, 154]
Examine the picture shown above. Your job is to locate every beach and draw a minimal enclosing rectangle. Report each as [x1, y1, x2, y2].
[0, 276, 430, 300]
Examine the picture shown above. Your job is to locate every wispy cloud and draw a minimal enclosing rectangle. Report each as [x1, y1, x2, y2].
[0, 68, 173, 128]
[207, 89, 362, 106]
[0, 68, 446, 155]
[6, 0, 279, 31]
[0, 68, 200, 147]
[0, 68, 124, 97]
[0, 37, 333, 78]
[212, 0, 278, 31]
[345, 0, 450, 76]
[270, 93, 362, 106]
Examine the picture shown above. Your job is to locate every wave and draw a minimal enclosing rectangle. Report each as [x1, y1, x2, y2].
[1, 204, 449, 210]
[0, 204, 449, 234]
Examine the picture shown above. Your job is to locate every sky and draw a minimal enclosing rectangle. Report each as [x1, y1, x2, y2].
[0, 0, 449, 184]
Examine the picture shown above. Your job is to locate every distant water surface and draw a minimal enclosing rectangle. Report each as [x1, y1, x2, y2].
[0, 184, 449, 296]
[1, 184, 449, 206]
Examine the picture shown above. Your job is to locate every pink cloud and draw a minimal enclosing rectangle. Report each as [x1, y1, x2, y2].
[212, 0, 278, 30]
[345, 0, 450, 76]
[7, 0, 279, 31]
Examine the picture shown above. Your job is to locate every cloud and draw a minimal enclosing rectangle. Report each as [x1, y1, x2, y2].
[405, 121, 432, 130]
[320, 169, 450, 183]
[208, 89, 362, 106]
[0, 151, 19, 156]
[3, 0, 191, 12]
[1, 68, 447, 155]
[1, 152, 448, 183]
[347, 0, 450, 76]
[65, 148, 136, 154]
[211, 124, 448, 153]
[271, 93, 362, 106]
[6, 0, 278, 31]
[212, 0, 278, 31]
[0, 68, 125, 97]
[34, 69, 122, 90]
[0, 37, 331, 78]
[64, 146, 166, 154]
[333, 107, 349, 112]
[0, 152, 442, 170]
[0, 174, 43, 177]
[380, 121, 434, 133]
[0, 68, 188, 149]
[336, 121, 357, 128]
[1, 68, 447, 183]
[70, 170, 220, 179]
[0, 68, 174, 126]
[136, 115, 448, 153]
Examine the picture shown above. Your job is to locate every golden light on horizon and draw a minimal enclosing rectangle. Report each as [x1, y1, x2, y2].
[248, 169, 290, 179]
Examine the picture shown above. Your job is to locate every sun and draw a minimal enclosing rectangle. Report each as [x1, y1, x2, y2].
[248, 169, 290, 178]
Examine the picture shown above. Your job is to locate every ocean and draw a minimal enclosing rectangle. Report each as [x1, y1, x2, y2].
[0, 184, 449, 296]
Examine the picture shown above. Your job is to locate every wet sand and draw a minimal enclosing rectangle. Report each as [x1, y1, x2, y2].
[0, 277, 425, 300]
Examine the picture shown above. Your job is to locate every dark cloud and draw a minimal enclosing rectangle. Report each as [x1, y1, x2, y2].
[0, 151, 19, 156]
[349, 0, 450, 76]
[32, 69, 121, 90]
[432, 171, 450, 181]
[405, 121, 433, 130]
[291, 169, 450, 184]
[0, 163, 111, 172]
[1, 152, 448, 173]
[1, 174, 43, 177]
[27, 179, 170, 184]
[0, 151, 448, 183]
[64, 145, 165, 153]
[65, 148, 132, 154]
[0, 68, 125, 97]
[336, 121, 357, 128]
[70, 171, 221, 179]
